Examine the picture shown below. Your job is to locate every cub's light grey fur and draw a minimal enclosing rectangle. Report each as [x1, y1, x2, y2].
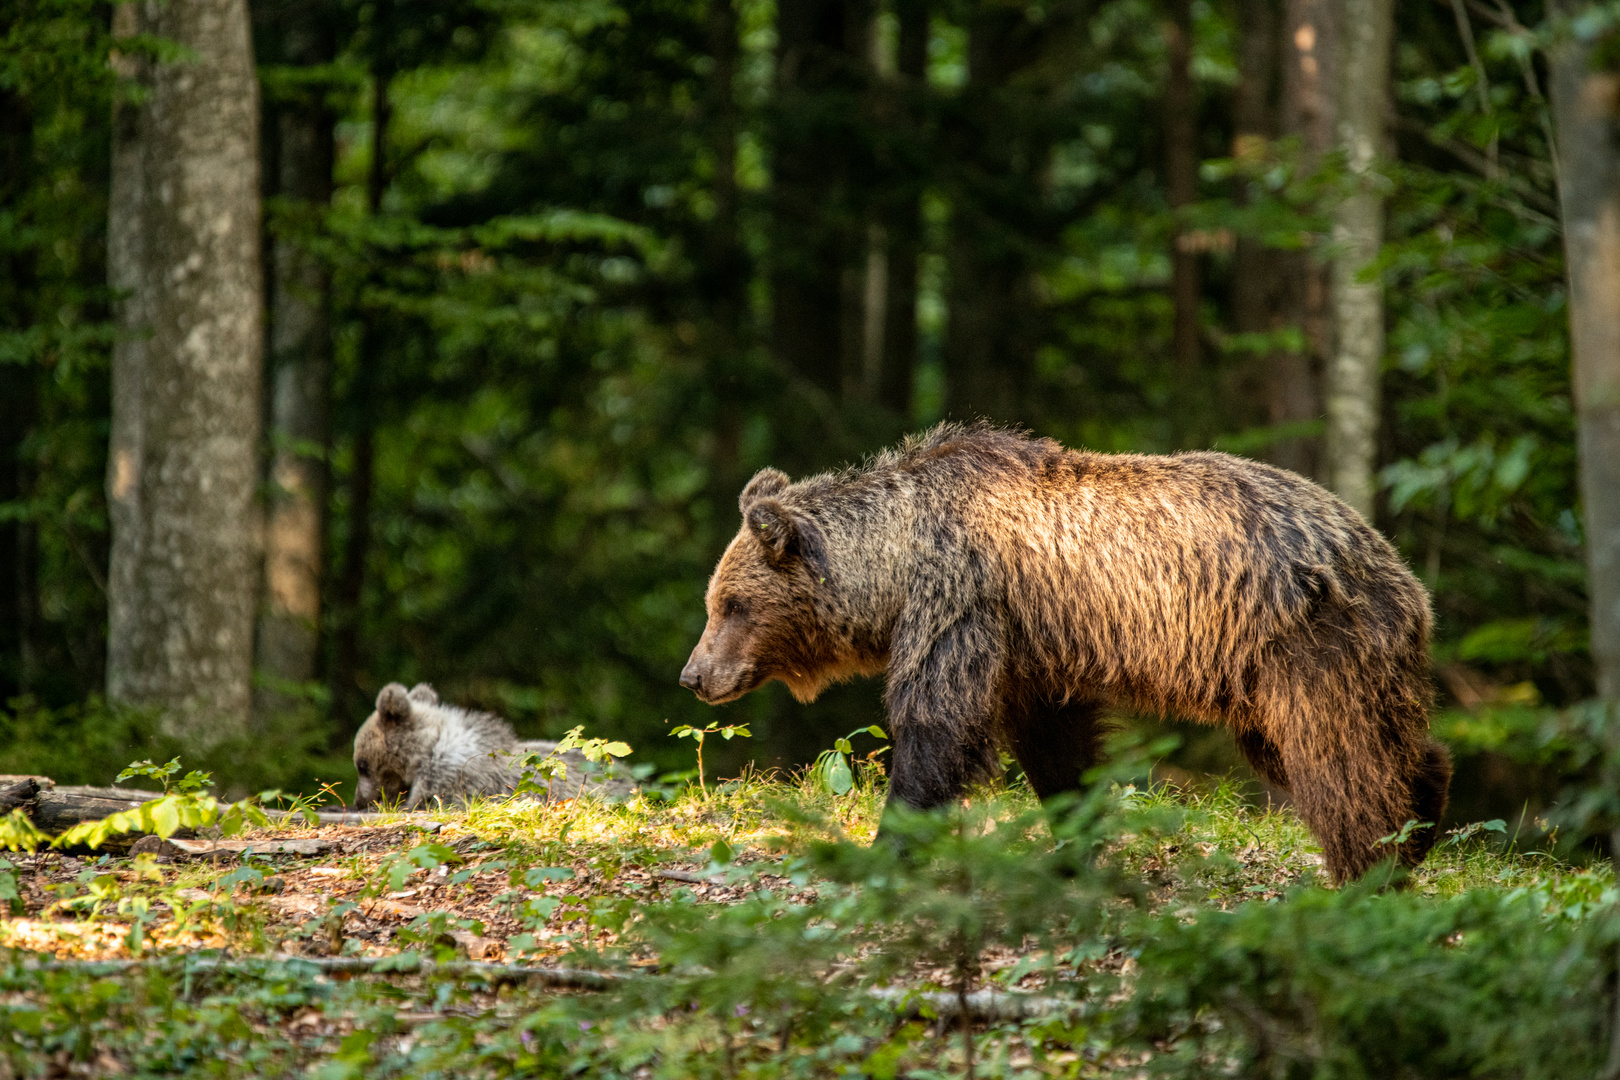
[352, 682, 633, 809]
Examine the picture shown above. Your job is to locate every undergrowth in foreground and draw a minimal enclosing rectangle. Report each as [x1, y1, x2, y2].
[0, 763, 1614, 1078]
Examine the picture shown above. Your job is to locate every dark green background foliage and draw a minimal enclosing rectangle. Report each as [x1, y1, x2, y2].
[0, 0, 1596, 797]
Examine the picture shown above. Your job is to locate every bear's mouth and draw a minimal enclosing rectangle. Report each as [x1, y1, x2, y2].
[694, 666, 766, 705]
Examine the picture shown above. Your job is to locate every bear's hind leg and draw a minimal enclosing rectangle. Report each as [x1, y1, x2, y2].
[1399, 738, 1452, 867]
[1004, 698, 1106, 800]
[1270, 698, 1438, 883]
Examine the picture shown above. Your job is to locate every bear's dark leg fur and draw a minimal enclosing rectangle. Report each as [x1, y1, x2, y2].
[1003, 698, 1106, 800]
[885, 721, 999, 810]
[1401, 738, 1452, 867]
[1257, 628, 1440, 882]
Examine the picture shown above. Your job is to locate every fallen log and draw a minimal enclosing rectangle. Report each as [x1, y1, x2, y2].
[0, 775, 53, 815]
[28, 785, 166, 836]
[5, 778, 446, 843]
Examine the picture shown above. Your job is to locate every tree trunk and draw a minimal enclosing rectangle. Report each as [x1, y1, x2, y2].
[1164, 0, 1199, 381]
[106, 0, 264, 739]
[877, 0, 928, 419]
[0, 88, 36, 699]
[330, 21, 391, 724]
[942, 5, 1041, 425]
[1323, 0, 1390, 519]
[256, 11, 335, 724]
[1547, 17, 1620, 1069]
[772, 0, 867, 400]
[1548, 4, 1620, 707]
[1265, 0, 1338, 479]
[1232, 0, 1318, 476]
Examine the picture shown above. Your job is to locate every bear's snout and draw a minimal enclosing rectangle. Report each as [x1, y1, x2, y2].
[679, 656, 706, 695]
[680, 636, 756, 704]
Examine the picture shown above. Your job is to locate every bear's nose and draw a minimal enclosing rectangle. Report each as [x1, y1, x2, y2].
[679, 660, 705, 694]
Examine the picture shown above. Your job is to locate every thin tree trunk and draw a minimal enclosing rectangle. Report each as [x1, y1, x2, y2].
[1323, 0, 1391, 519]
[942, 5, 1040, 425]
[330, 32, 391, 723]
[701, 0, 750, 509]
[1269, 0, 1337, 479]
[106, 0, 264, 739]
[1232, 0, 1317, 475]
[878, 0, 927, 419]
[772, 0, 864, 400]
[256, 11, 335, 724]
[1165, 0, 1199, 380]
[0, 88, 34, 698]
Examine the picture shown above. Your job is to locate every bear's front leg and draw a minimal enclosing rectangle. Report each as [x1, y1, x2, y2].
[878, 612, 1004, 826]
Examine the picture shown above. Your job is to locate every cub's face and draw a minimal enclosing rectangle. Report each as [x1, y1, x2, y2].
[680, 468, 829, 705]
[351, 682, 437, 808]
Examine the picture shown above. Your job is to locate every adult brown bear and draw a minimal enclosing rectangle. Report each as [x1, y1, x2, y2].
[679, 424, 1450, 882]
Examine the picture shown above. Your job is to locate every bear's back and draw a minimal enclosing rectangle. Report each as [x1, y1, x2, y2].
[889, 430, 1427, 705]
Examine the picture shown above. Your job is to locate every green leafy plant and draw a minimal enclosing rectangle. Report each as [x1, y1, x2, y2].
[667, 721, 750, 798]
[810, 725, 888, 796]
[515, 727, 633, 797]
[52, 760, 273, 851]
[0, 809, 49, 852]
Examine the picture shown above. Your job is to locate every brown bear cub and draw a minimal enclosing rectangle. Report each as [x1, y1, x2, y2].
[680, 424, 1451, 882]
[352, 683, 634, 809]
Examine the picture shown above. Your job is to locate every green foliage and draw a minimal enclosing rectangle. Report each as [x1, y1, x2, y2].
[1125, 885, 1615, 1079]
[514, 726, 633, 797]
[810, 724, 888, 796]
[668, 720, 750, 797]
[0, 810, 48, 853]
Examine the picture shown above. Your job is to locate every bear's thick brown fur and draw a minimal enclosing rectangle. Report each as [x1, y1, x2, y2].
[680, 424, 1451, 882]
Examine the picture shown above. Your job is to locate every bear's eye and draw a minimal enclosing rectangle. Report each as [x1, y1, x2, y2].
[724, 597, 747, 618]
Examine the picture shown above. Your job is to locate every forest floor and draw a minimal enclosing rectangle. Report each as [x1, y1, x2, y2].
[0, 770, 1611, 1077]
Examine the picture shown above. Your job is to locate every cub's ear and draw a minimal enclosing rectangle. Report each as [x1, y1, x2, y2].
[738, 467, 790, 515]
[376, 683, 413, 725]
[745, 498, 829, 579]
[407, 682, 439, 706]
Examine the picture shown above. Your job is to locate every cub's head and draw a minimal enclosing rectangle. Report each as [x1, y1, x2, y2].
[680, 467, 839, 705]
[352, 682, 439, 808]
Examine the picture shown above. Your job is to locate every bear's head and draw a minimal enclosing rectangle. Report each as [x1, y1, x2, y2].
[681, 467, 858, 705]
[352, 682, 439, 808]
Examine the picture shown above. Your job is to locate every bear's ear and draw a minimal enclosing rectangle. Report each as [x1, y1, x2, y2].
[738, 467, 790, 515]
[745, 498, 829, 579]
[376, 683, 413, 726]
[407, 683, 439, 706]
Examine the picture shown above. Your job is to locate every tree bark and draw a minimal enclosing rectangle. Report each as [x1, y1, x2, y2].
[1164, 0, 1199, 380]
[1323, 0, 1390, 519]
[1232, 0, 1319, 476]
[942, 4, 1041, 425]
[1548, 6, 1620, 706]
[1265, 0, 1338, 479]
[106, 0, 264, 739]
[876, 0, 928, 418]
[0, 88, 36, 698]
[330, 19, 391, 723]
[772, 0, 867, 400]
[256, 9, 335, 724]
